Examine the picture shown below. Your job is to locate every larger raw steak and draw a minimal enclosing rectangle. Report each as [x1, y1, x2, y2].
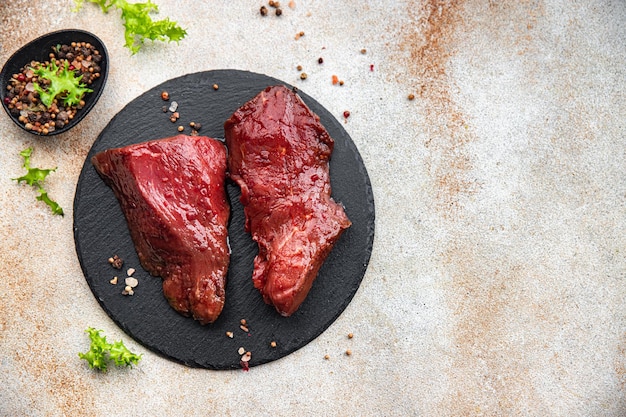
[91, 134, 230, 324]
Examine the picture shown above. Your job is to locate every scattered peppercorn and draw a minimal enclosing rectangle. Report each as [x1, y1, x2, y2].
[300, 72, 308, 80]
[408, 93, 415, 101]
[260, 5, 268, 15]
[345, 349, 352, 356]
[343, 110, 350, 119]
[161, 91, 169, 100]
[296, 65, 303, 71]
[177, 125, 184, 132]
[212, 83, 219, 90]
[360, 48, 367, 54]
[108, 255, 123, 269]
[318, 57, 324, 64]
[276, 7, 282, 16]
[339, 80, 344, 86]
[348, 333, 354, 339]
[270, 341, 277, 348]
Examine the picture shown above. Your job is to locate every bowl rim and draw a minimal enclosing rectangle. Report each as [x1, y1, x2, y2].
[0, 29, 109, 136]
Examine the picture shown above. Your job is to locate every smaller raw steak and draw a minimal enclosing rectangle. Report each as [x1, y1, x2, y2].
[225, 85, 351, 316]
[92, 135, 230, 324]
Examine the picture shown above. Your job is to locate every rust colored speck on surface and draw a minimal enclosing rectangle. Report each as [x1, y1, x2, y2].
[398, 0, 478, 217]
[392, 1, 551, 415]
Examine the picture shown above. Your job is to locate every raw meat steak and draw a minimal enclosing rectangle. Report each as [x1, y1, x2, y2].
[224, 85, 351, 316]
[92, 135, 230, 324]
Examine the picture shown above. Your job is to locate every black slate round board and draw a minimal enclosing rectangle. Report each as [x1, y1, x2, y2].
[73, 69, 375, 369]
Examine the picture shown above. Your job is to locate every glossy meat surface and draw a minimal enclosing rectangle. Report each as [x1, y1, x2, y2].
[92, 135, 230, 324]
[224, 85, 351, 316]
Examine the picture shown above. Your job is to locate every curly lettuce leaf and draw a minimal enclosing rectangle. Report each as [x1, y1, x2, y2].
[78, 328, 110, 371]
[78, 327, 142, 371]
[32, 60, 93, 108]
[36, 190, 64, 216]
[12, 148, 64, 216]
[108, 340, 142, 368]
[73, 0, 187, 54]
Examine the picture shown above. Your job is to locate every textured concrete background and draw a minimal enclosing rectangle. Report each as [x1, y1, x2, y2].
[1, 1, 625, 416]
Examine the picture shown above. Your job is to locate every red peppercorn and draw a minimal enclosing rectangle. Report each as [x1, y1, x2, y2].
[16, 74, 25, 82]
[343, 110, 350, 119]
[3, 97, 11, 105]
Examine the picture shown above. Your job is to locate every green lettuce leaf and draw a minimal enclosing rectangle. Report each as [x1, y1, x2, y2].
[12, 148, 64, 216]
[74, 0, 187, 54]
[32, 61, 93, 108]
[78, 327, 142, 371]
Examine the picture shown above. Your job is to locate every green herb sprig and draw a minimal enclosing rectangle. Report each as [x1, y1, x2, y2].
[73, 0, 188, 54]
[78, 327, 142, 371]
[12, 148, 64, 216]
[32, 61, 93, 108]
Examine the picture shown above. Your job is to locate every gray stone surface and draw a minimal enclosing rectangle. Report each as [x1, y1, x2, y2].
[1, 1, 625, 415]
